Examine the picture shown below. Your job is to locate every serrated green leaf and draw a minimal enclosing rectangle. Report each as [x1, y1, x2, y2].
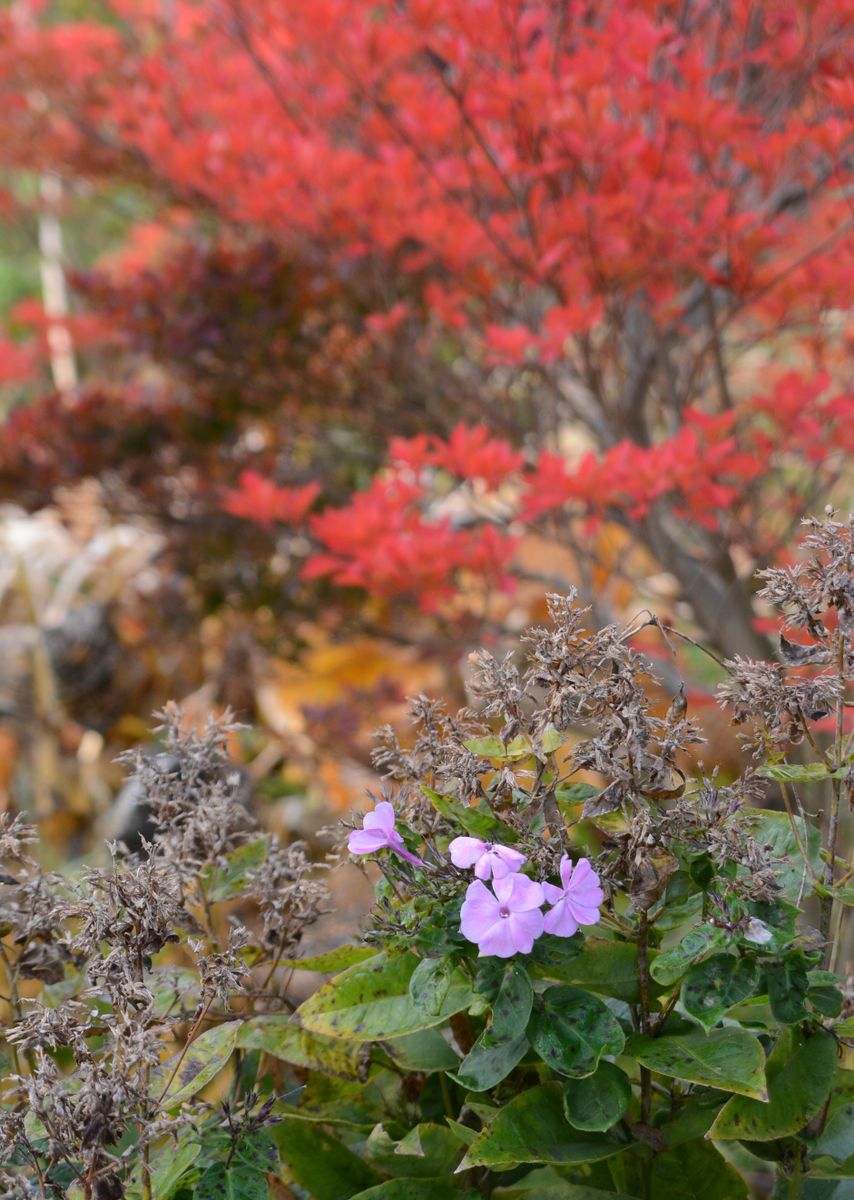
[296, 952, 474, 1041]
[563, 1062, 631, 1132]
[681, 954, 758, 1031]
[626, 1027, 767, 1099]
[458, 1083, 626, 1169]
[709, 1027, 837, 1140]
[529, 985, 625, 1078]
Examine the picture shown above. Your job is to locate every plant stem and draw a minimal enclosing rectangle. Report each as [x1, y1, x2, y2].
[787, 1147, 804, 1200]
[637, 912, 653, 1200]
[821, 629, 846, 965]
[157, 997, 213, 1104]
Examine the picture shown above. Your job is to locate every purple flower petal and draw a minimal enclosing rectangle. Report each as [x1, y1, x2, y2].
[348, 828, 389, 854]
[543, 899, 580, 938]
[363, 801, 396, 835]
[508, 907, 545, 954]
[450, 836, 487, 869]
[489, 845, 527, 879]
[477, 917, 520, 959]
[460, 880, 499, 942]
[494, 873, 544, 911]
[543, 855, 603, 936]
[388, 829, 426, 866]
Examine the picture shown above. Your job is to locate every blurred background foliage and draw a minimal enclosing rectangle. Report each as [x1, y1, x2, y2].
[0, 0, 849, 888]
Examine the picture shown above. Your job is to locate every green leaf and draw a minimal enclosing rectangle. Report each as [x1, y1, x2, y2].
[809, 971, 845, 1018]
[491, 962, 534, 1038]
[384, 1028, 460, 1072]
[296, 952, 474, 1041]
[649, 1139, 748, 1199]
[529, 985, 625, 1078]
[563, 1062, 631, 1131]
[445, 1119, 478, 1147]
[365, 1123, 463, 1180]
[272, 1119, 379, 1200]
[421, 785, 519, 842]
[199, 836, 269, 902]
[494, 1170, 636, 1199]
[681, 955, 758, 1031]
[813, 1102, 854, 1163]
[452, 1030, 528, 1092]
[350, 1181, 461, 1200]
[393, 1124, 465, 1175]
[156, 1021, 240, 1107]
[409, 957, 453, 1016]
[758, 762, 834, 783]
[626, 1028, 767, 1100]
[464, 734, 536, 761]
[280, 946, 379, 973]
[234, 1129, 278, 1174]
[132, 1127, 200, 1200]
[659, 1095, 725, 1149]
[458, 1083, 626, 1170]
[530, 937, 642, 1003]
[710, 1027, 837, 1140]
[236, 1016, 363, 1077]
[739, 809, 821, 901]
[766, 957, 810, 1023]
[555, 783, 601, 808]
[193, 1163, 268, 1200]
[452, 963, 533, 1091]
[650, 927, 726, 988]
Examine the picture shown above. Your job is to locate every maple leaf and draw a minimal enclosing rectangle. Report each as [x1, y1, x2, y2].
[221, 471, 320, 529]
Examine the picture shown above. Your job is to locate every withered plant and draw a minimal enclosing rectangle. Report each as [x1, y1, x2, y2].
[2, 515, 854, 1200]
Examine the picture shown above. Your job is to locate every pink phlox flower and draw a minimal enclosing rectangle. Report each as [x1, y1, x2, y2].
[460, 873, 545, 958]
[449, 836, 525, 880]
[542, 855, 604, 938]
[347, 801, 424, 866]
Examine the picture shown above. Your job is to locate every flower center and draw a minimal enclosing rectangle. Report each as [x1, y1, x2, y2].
[498, 906, 511, 918]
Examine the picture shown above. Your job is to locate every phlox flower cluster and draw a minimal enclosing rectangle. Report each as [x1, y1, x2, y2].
[348, 804, 604, 959]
